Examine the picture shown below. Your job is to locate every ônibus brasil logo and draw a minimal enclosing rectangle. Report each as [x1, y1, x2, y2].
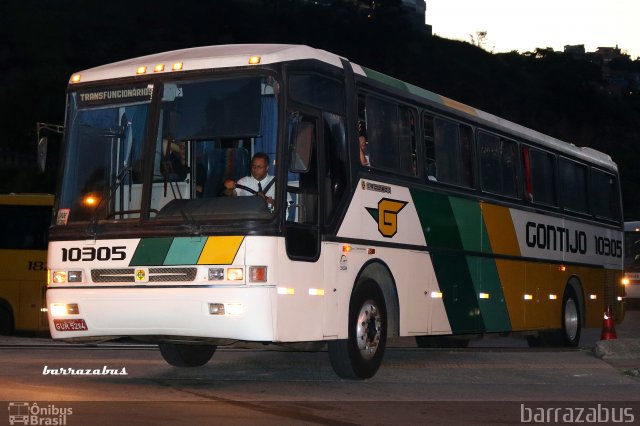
[8, 402, 73, 425]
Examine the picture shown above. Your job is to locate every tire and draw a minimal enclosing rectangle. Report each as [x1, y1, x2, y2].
[158, 343, 217, 367]
[415, 335, 470, 348]
[328, 280, 387, 380]
[561, 287, 581, 347]
[0, 305, 15, 336]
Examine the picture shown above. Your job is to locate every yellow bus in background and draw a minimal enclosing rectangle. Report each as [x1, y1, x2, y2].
[0, 193, 53, 335]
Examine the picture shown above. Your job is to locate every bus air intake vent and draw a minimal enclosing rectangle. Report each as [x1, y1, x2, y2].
[91, 269, 135, 283]
[91, 267, 197, 283]
[148, 267, 197, 282]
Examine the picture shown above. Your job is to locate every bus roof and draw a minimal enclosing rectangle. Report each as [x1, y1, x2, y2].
[69, 43, 616, 171]
[0, 193, 54, 207]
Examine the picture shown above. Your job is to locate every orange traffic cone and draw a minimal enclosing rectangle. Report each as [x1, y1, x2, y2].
[600, 305, 617, 340]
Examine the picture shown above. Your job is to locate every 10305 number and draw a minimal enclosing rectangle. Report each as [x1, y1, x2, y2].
[61, 246, 127, 262]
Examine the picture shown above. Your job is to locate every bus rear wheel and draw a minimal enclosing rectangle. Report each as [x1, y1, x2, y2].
[527, 287, 582, 347]
[561, 287, 581, 347]
[158, 343, 217, 367]
[328, 280, 387, 380]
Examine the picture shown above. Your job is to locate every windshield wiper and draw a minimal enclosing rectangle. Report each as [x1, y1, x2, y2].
[86, 164, 132, 237]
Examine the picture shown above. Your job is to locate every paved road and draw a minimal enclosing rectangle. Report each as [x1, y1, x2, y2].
[0, 311, 638, 425]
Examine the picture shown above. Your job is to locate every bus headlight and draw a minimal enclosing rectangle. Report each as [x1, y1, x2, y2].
[52, 271, 83, 284]
[68, 271, 83, 283]
[226, 268, 244, 281]
[50, 303, 79, 317]
[52, 271, 67, 284]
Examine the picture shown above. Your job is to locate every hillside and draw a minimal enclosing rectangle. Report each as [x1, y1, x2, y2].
[1, 0, 639, 217]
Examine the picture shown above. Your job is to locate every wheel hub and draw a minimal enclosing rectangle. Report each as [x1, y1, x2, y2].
[564, 298, 579, 341]
[356, 299, 381, 360]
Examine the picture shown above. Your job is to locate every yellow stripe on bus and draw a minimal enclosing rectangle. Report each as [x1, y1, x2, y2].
[482, 203, 520, 257]
[197, 236, 244, 265]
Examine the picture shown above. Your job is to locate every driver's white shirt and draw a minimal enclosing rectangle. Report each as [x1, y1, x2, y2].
[235, 175, 275, 198]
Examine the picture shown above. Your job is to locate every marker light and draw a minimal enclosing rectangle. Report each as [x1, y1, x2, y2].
[590, 294, 598, 300]
[479, 292, 490, 299]
[277, 287, 295, 295]
[622, 277, 630, 286]
[136, 66, 147, 75]
[226, 268, 244, 281]
[309, 288, 325, 296]
[524, 294, 533, 300]
[617, 296, 623, 301]
[430, 291, 443, 299]
[248, 55, 261, 65]
[249, 266, 267, 283]
[172, 62, 183, 71]
[154, 64, 165, 72]
[549, 294, 558, 300]
[558, 265, 566, 272]
[342, 244, 351, 253]
[71, 74, 81, 83]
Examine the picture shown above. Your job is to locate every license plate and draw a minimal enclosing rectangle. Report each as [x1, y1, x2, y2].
[53, 319, 88, 331]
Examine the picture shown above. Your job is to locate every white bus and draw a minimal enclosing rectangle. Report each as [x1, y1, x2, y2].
[47, 44, 624, 379]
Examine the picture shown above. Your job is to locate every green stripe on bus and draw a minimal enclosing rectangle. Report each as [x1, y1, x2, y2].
[129, 237, 174, 266]
[449, 198, 512, 331]
[164, 237, 207, 265]
[361, 67, 408, 92]
[411, 189, 484, 333]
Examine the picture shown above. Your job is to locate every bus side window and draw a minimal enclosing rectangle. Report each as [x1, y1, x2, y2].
[523, 146, 557, 206]
[429, 117, 474, 188]
[399, 106, 416, 176]
[478, 132, 518, 198]
[559, 158, 588, 214]
[423, 114, 436, 180]
[591, 169, 621, 220]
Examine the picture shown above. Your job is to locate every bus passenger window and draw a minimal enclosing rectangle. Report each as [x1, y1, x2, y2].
[428, 117, 474, 188]
[478, 132, 518, 198]
[523, 146, 557, 206]
[399, 106, 416, 176]
[559, 158, 588, 213]
[591, 169, 620, 220]
[423, 114, 436, 180]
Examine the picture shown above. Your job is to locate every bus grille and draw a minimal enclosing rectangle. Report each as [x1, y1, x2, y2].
[91, 268, 198, 283]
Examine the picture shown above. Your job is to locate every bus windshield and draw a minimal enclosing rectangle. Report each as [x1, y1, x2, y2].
[57, 75, 279, 226]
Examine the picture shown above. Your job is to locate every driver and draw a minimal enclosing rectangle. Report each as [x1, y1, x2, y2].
[223, 152, 275, 207]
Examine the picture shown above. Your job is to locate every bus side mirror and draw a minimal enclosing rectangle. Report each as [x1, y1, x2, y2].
[37, 137, 48, 173]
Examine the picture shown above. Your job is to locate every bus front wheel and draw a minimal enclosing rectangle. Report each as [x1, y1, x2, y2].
[328, 280, 387, 380]
[158, 343, 217, 367]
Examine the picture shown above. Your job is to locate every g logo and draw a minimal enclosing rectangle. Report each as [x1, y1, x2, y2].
[366, 198, 408, 238]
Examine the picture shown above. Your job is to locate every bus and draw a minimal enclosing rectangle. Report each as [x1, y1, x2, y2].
[623, 221, 640, 303]
[0, 193, 53, 335]
[46, 44, 624, 379]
